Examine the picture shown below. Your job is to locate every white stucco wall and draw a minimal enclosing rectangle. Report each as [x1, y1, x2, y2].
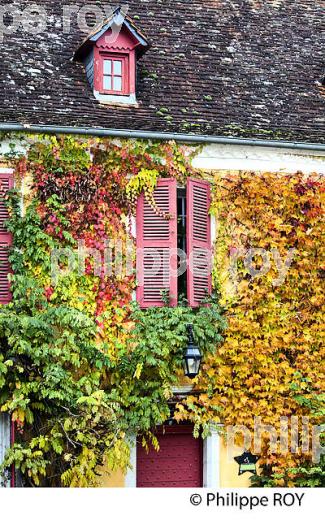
[192, 143, 325, 173]
[1, 137, 325, 173]
[1, 137, 325, 172]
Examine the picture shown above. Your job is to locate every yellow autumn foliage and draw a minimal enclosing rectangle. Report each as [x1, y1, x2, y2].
[182, 170, 324, 478]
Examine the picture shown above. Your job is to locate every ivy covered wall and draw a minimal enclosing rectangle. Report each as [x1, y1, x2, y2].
[178, 170, 324, 486]
[0, 135, 323, 487]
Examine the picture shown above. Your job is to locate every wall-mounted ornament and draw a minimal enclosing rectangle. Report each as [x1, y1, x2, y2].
[234, 451, 259, 475]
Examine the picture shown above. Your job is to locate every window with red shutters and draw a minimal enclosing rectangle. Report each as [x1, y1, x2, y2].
[136, 179, 178, 308]
[187, 179, 212, 307]
[0, 173, 13, 304]
[136, 177, 211, 308]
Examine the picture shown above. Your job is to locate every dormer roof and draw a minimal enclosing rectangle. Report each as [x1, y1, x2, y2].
[74, 7, 149, 62]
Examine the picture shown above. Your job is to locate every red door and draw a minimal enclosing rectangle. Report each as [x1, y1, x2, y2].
[136, 425, 203, 488]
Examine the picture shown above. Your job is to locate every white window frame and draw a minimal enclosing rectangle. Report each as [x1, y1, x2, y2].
[0, 413, 11, 487]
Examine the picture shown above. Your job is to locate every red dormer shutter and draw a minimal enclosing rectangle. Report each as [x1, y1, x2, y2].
[187, 179, 212, 307]
[136, 179, 177, 308]
[0, 173, 13, 304]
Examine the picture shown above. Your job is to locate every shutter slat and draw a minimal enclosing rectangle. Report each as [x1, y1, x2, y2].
[187, 179, 212, 307]
[0, 176, 11, 233]
[0, 173, 13, 305]
[136, 179, 177, 307]
[0, 237, 12, 303]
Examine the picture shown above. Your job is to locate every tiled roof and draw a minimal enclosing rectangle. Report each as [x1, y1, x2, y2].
[0, 0, 324, 143]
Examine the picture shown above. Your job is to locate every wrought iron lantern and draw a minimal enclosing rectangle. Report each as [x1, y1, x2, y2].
[183, 324, 202, 379]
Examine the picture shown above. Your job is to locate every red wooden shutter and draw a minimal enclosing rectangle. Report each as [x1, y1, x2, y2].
[136, 179, 177, 307]
[0, 173, 13, 304]
[187, 179, 212, 307]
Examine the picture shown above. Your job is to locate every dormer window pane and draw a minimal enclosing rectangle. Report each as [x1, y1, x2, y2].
[103, 60, 112, 74]
[103, 76, 112, 90]
[114, 61, 122, 75]
[113, 76, 122, 91]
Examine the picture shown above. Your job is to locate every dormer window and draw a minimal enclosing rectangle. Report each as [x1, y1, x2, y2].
[101, 54, 128, 95]
[74, 8, 149, 107]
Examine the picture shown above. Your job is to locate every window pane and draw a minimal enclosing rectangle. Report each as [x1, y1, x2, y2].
[103, 76, 112, 90]
[113, 76, 122, 91]
[114, 60, 122, 75]
[103, 60, 112, 74]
